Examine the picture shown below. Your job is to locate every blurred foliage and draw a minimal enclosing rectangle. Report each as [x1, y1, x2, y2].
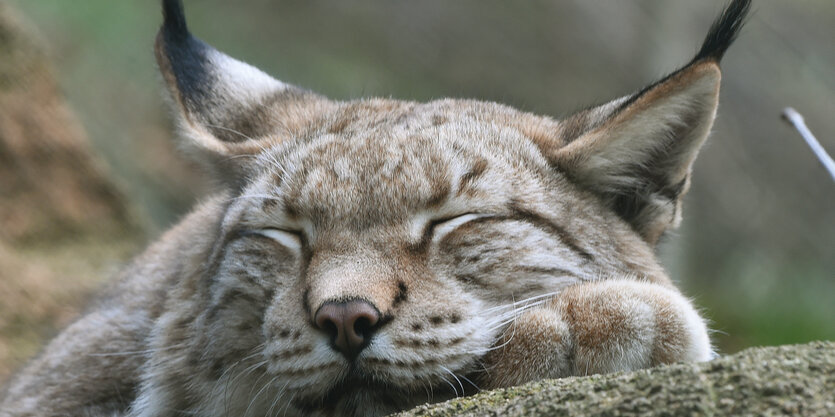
[0, 1, 141, 380]
[6, 0, 834, 355]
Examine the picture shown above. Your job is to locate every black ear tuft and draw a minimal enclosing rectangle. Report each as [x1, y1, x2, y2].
[694, 0, 751, 63]
[156, 0, 215, 125]
[161, 0, 189, 41]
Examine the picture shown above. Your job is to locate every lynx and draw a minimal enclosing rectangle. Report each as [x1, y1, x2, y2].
[1, 0, 750, 416]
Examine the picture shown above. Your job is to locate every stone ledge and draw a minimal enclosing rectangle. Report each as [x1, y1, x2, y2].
[394, 341, 835, 417]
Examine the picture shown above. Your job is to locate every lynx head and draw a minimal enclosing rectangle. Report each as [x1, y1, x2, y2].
[154, 0, 748, 415]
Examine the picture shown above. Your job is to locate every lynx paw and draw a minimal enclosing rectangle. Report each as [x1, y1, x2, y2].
[479, 280, 711, 388]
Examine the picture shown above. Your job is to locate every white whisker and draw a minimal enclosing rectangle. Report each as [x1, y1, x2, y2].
[266, 380, 291, 417]
[440, 365, 465, 398]
[205, 123, 256, 142]
[244, 375, 279, 417]
[85, 343, 187, 357]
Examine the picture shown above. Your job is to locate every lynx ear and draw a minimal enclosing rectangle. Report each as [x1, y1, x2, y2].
[550, 0, 749, 245]
[155, 0, 318, 181]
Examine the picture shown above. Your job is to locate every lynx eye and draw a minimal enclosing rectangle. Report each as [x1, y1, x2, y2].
[244, 228, 302, 251]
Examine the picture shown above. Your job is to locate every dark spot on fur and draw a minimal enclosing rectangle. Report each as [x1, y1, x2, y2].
[328, 116, 352, 134]
[237, 321, 256, 331]
[205, 305, 221, 321]
[458, 159, 488, 191]
[394, 113, 409, 125]
[412, 323, 423, 331]
[430, 316, 443, 325]
[450, 313, 461, 324]
[367, 356, 392, 365]
[278, 329, 290, 338]
[516, 265, 576, 277]
[187, 352, 200, 368]
[392, 281, 409, 307]
[271, 172, 284, 188]
[425, 182, 451, 208]
[211, 359, 225, 379]
[272, 345, 313, 360]
[431, 114, 447, 126]
[261, 198, 278, 211]
[463, 254, 483, 263]
[284, 197, 300, 219]
[453, 274, 478, 286]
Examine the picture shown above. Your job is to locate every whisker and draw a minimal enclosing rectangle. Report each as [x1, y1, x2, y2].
[457, 372, 481, 392]
[440, 366, 465, 398]
[441, 373, 459, 397]
[481, 291, 560, 314]
[224, 359, 268, 415]
[244, 375, 280, 417]
[214, 349, 265, 401]
[225, 193, 281, 204]
[205, 123, 256, 142]
[85, 343, 188, 357]
[280, 392, 298, 417]
[266, 380, 291, 417]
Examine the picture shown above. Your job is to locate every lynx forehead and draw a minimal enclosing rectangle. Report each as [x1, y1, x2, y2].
[0, 1, 750, 416]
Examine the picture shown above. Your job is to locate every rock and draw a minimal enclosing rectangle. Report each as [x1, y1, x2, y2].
[394, 342, 835, 417]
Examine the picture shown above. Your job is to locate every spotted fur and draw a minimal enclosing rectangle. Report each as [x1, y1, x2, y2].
[0, 1, 749, 416]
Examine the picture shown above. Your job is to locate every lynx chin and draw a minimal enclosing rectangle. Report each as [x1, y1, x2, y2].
[1, 1, 750, 416]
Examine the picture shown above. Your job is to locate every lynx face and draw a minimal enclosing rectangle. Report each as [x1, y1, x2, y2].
[198, 98, 664, 414]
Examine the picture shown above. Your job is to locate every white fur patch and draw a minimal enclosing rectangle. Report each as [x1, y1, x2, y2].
[253, 228, 302, 252]
[207, 48, 287, 102]
[430, 213, 486, 243]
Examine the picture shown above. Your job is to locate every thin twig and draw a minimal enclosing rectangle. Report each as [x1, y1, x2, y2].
[781, 107, 835, 182]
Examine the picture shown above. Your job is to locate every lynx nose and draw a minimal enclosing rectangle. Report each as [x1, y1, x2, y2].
[314, 299, 381, 359]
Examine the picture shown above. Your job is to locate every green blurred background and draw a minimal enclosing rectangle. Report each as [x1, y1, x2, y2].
[3, 0, 833, 361]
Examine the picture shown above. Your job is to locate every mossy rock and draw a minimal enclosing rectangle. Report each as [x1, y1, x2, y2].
[394, 342, 835, 417]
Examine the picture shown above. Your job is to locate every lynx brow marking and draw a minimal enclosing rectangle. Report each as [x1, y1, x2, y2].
[457, 159, 488, 192]
[514, 265, 577, 277]
[440, 205, 594, 263]
[508, 202, 593, 262]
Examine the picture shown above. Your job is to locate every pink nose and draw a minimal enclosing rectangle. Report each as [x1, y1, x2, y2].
[314, 299, 381, 359]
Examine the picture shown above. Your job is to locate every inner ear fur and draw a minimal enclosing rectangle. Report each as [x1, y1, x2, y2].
[551, 63, 721, 245]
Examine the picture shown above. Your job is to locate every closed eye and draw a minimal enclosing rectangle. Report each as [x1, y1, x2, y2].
[422, 213, 489, 245]
[243, 228, 302, 251]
